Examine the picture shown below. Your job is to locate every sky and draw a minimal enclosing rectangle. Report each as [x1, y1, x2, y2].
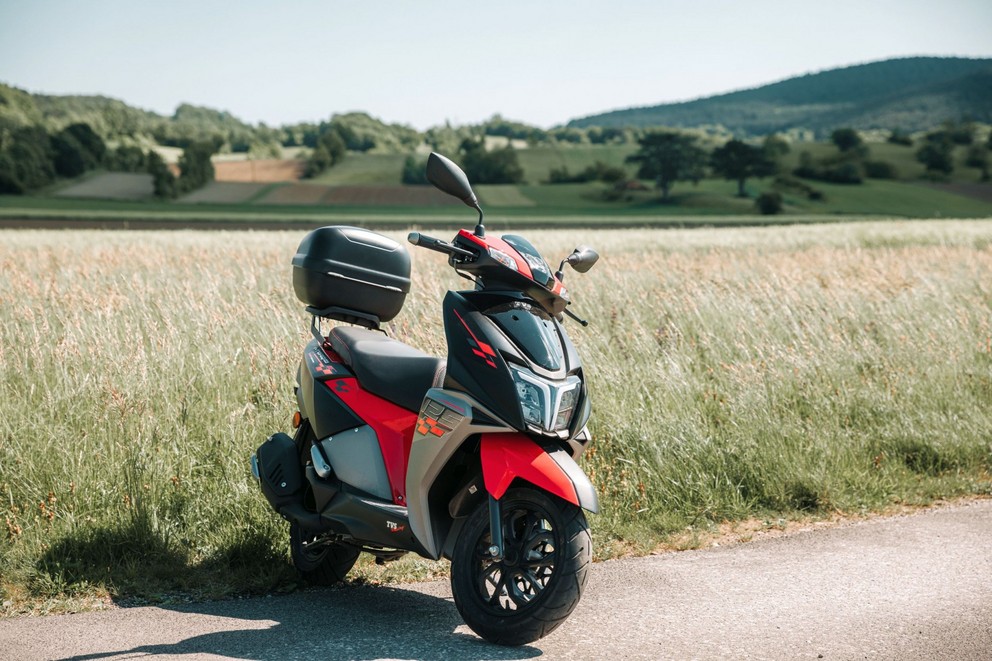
[1, 0, 990, 130]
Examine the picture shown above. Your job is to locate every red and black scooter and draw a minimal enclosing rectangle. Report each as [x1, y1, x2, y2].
[252, 153, 599, 645]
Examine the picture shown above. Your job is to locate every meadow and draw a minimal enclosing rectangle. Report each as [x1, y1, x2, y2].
[1, 220, 991, 613]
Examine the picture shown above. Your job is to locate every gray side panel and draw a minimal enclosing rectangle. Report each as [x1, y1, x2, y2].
[318, 426, 391, 501]
[406, 388, 511, 559]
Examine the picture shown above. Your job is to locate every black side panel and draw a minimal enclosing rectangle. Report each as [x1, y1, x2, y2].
[299, 339, 363, 438]
[255, 432, 305, 510]
[319, 486, 427, 555]
[443, 291, 524, 430]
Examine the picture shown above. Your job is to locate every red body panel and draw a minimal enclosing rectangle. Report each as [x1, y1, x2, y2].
[480, 433, 579, 506]
[457, 229, 534, 279]
[325, 377, 418, 506]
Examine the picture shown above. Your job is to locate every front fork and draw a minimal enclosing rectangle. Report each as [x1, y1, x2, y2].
[487, 494, 504, 560]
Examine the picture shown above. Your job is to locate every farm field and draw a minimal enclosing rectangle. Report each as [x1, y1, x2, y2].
[1, 220, 991, 613]
[213, 159, 304, 183]
[5, 172, 992, 226]
[53, 172, 154, 201]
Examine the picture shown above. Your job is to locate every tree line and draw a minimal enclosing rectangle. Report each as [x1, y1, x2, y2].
[0, 119, 218, 198]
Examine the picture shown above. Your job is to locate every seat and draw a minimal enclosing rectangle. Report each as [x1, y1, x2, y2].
[328, 326, 445, 413]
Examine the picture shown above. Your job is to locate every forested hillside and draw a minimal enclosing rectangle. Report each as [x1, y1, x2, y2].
[568, 57, 992, 135]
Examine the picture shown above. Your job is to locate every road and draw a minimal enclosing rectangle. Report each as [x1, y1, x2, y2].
[2, 499, 990, 660]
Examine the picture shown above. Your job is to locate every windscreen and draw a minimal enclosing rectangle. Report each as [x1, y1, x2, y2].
[485, 300, 564, 371]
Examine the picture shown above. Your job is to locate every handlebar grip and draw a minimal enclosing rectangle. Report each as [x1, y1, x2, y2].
[407, 232, 429, 246]
[407, 232, 475, 259]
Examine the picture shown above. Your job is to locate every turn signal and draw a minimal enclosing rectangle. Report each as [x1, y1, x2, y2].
[292, 411, 302, 429]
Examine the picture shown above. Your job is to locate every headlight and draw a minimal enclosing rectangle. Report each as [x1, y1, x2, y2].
[489, 248, 519, 271]
[510, 367, 582, 434]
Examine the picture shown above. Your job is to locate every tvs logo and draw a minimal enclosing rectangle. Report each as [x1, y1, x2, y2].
[386, 521, 406, 533]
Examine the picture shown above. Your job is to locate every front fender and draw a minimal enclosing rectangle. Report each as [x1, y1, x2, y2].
[480, 433, 599, 513]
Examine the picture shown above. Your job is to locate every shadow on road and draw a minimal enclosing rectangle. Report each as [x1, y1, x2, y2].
[58, 583, 541, 661]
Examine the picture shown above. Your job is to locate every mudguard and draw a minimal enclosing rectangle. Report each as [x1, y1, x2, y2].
[480, 433, 599, 513]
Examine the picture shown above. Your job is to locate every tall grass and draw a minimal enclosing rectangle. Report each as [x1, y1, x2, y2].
[1, 221, 991, 611]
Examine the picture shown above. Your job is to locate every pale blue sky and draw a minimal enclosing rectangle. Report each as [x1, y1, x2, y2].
[1, 0, 990, 129]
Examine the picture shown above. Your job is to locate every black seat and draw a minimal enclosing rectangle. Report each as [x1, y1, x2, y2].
[328, 326, 445, 413]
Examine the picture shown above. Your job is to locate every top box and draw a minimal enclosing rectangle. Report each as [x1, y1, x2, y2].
[291, 226, 411, 324]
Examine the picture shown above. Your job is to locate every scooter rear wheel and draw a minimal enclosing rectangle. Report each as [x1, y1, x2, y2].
[450, 487, 591, 646]
[289, 523, 360, 585]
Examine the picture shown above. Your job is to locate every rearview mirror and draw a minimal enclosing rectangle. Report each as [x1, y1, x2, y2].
[427, 152, 480, 210]
[565, 246, 599, 273]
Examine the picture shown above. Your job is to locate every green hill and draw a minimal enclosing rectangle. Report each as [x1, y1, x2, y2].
[567, 57, 992, 136]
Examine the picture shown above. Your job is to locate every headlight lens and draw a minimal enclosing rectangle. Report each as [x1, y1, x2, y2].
[489, 248, 519, 271]
[510, 367, 582, 434]
[515, 377, 545, 427]
[555, 385, 580, 431]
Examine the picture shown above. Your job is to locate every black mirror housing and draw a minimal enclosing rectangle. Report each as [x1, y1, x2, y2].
[427, 152, 479, 209]
[566, 246, 599, 273]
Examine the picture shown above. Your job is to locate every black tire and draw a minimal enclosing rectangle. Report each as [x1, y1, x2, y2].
[289, 523, 360, 585]
[450, 487, 591, 646]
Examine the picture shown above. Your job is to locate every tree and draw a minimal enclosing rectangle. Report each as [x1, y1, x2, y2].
[303, 126, 347, 179]
[147, 150, 177, 199]
[916, 133, 955, 177]
[625, 131, 707, 200]
[62, 123, 106, 164]
[176, 140, 216, 192]
[401, 155, 429, 185]
[4, 126, 55, 190]
[762, 134, 791, 169]
[50, 131, 90, 177]
[964, 144, 989, 181]
[106, 145, 147, 172]
[831, 128, 863, 152]
[710, 139, 775, 197]
[888, 129, 913, 146]
[459, 139, 524, 184]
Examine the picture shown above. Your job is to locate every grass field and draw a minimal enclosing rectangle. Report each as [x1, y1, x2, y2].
[1, 220, 990, 613]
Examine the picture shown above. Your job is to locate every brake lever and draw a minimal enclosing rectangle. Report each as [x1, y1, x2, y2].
[563, 308, 589, 327]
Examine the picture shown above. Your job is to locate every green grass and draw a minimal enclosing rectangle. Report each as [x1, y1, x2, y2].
[516, 145, 637, 184]
[306, 152, 407, 185]
[1, 221, 991, 613]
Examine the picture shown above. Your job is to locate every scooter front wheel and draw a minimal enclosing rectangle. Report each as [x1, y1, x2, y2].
[450, 487, 591, 646]
[289, 522, 360, 585]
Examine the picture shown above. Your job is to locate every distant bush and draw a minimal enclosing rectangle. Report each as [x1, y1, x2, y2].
[863, 160, 898, 179]
[794, 158, 863, 184]
[546, 160, 626, 184]
[755, 191, 783, 214]
[887, 129, 913, 146]
[772, 175, 825, 201]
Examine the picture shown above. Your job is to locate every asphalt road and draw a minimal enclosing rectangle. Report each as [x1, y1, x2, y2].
[2, 499, 990, 660]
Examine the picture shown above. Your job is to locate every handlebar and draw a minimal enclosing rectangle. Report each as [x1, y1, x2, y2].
[407, 232, 475, 259]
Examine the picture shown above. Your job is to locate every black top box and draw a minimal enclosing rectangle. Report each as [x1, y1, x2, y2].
[292, 226, 411, 323]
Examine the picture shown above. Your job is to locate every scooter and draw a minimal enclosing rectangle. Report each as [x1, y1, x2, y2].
[251, 152, 599, 645]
